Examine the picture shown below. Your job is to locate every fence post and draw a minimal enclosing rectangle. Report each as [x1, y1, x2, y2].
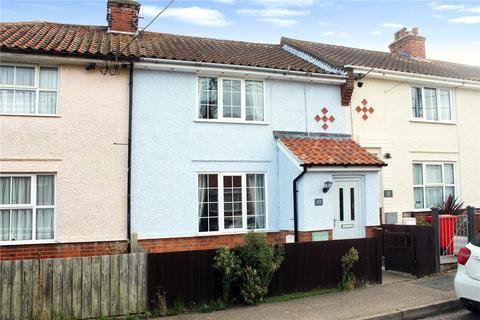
[432, 208, 440, 273]
[467, 206, 475, 242]
[375, 227, 383, 284]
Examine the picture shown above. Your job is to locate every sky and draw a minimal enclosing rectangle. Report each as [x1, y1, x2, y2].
[1, 0, 480, 66]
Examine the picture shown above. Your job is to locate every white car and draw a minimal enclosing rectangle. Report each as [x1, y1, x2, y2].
[454, 233, 480, 314]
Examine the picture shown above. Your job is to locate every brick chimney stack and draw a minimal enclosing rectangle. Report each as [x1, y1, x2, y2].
[388, 27, 426, 59]
[107, 0, 140, 34]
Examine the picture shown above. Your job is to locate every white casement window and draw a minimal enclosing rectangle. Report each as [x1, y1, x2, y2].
[0, 64, 58, 115]
[197, 76, 265, 122]
[412, 163, 455, 209]
[0, 174, 55, 243]
[198, 173, 266, 233]
[411, 86, 452, 122]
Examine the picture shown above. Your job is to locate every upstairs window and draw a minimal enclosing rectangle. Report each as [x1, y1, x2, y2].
[0, 64, 58, 115]
[197, 76, 264, 122]
[411, 86, 452, 122]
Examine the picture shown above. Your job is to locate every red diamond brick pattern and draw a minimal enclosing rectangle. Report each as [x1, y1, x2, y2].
[314, 107, 335, 131]
[357, 99, 374, 121]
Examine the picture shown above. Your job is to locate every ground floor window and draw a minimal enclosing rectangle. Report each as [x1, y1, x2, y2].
[412, 163, 455, 209]
[198, 172, 266, 233]
[0, 174, 55, 242]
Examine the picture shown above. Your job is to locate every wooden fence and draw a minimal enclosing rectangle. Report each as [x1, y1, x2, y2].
[147, 238, 382, 307]
[0, 253, 147, 320]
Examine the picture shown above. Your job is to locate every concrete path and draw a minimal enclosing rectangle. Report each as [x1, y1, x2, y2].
[164, 271, 457, 320]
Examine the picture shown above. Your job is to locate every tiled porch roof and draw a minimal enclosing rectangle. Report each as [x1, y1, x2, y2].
[280, 137, 385, 166]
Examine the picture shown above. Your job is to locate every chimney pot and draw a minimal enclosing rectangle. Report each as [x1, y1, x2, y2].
[107, 0, 140, 34]
[389, 27, 426, 59]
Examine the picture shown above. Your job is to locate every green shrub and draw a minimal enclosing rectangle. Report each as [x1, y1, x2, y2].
[213, 246, 241, 304]
[239, 266, 268, 305]
[213, 232, 284, 305]
[340, 247, 359, 291]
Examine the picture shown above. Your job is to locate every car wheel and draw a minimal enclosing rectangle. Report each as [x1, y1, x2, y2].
[463, 303, 480, 314]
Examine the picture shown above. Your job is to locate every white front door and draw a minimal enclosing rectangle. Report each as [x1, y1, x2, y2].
[332, 178, 365, 239]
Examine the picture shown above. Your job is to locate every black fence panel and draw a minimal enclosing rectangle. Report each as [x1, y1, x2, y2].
[147, 238, 382, 307]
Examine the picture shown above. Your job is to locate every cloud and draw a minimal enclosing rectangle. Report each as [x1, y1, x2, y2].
[316, 20, 327, 25]
[338, 32, 347, 38]
[237, 8, 308, 17]
[448, 16, 480, 24]
[322, 31, 335, 36]
[249, 0, 315, 6]
[212, 0, 235, 3]
[259, 18, 297, 27]
[430, 3, 465, 11]
[381, 22, 404, 29]
[143, 6, 229, 27]
[371, 30, 382, 36]
[321, 31, 347, 37]
[463, 7, 480, 13]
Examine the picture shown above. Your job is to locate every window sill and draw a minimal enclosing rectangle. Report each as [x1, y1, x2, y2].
[0, 113, 60, 118]
[0, 239, 56, 246]
[194, 119, 268, 125]
[196, 229, 268, 237]
[409, 119, 456, 125]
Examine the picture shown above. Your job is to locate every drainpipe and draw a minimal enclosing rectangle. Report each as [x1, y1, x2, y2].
[293, 164, 309, 243]
[126, 60, 134, 253]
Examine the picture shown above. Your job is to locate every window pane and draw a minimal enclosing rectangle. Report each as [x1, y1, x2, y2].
[223, 79, 241, 119]
[37, 175, 54, 205]
[10, 209, 32, 241]
[0, 65, 14, 85]
[414, 187, 424, 209]
[224, 175, 242, 229]
[12, 177, 31, 204]
[424, 88, 438, 121]
[411, 87, 423, 118]
[38, 91, 57, 114]
[0, 177, 10, 204]
[425, 165, 442, 184]
[426, 187, 443, 208]
[36, 208, 54, 240]
[439, 90, 451, 121]
[0, 210, 9, 241]
[412, 164, 423, 185]
[445, 186, 455, 200]
[15, 67, 34, 86]
[39, 67, 58, 90]
[198, 77, 218, 119]
[444, 164, 454, 184]
[245, 80, 264, 121]
[15, 90, 35, 114]
[0, 89, 14, 113]
[198, 174, 218, 232]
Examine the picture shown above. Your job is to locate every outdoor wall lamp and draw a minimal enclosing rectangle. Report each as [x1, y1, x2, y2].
[323, 181, 333, 193]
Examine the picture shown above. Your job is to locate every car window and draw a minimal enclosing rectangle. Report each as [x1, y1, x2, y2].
[472, 233, 480, 247]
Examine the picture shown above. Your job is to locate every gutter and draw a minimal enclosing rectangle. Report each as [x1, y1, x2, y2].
[137, 58, 347, 84]
[126, 60, 134, 253]
[347, 65, 480, 89]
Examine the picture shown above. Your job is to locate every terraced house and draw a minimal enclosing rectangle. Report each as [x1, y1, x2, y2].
[282, 28, 480, 223]
[2, 0, 478, 259]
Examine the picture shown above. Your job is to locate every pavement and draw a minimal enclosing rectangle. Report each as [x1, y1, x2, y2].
[420, 309, 477, 319]
[164, 271, 462, 320]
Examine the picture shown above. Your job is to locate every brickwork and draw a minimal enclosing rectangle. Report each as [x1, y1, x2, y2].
[107, 0, 140, 33]
[388, 28, 426, 59]
[365, 226, 381, 238]
[341, 68, 355, 106]
[0, 241, 127, 261]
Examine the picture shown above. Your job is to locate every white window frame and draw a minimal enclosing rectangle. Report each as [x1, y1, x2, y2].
[0, 63, 59, 116]
[196, 172, 268, 235]
[195, 76, 266, 124]
[412, 162, 456, 210]
[0, 173, 56, 245]
[410, 86, 454, 124]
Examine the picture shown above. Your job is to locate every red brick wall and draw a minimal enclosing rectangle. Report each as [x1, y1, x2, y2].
[107, 1, 139, 33]
[389, 35, 426, 59]
[0, 241, 127, 261]
[365, 226, 381, 238]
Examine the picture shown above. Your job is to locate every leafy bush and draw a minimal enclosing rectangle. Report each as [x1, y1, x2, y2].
[433, 195, 464, 215]
[213, 232, 284, 305]
[213, 246, 241, 304]
[340, 247, 359, 291]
